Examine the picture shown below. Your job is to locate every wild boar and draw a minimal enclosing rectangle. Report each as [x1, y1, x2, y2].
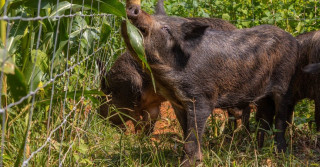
[123, 4, 298, 165]
[289, 30, 320, 131]
[98, 0, 237, 134]
[256, 30, 320, 148]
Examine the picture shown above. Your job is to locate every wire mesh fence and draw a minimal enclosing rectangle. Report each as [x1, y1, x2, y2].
[0, 0, 319, 166]
[0, 0, 124, 166]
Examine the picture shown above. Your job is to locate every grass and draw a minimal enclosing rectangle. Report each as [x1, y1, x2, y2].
[75, 101, 320, 166]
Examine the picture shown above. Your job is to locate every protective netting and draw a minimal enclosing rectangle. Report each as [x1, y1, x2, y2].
[0, 0, 124, 166]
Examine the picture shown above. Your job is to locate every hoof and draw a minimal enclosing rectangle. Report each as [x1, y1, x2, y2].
[180, 156, 203, 167]
[276, 143, 287, 153]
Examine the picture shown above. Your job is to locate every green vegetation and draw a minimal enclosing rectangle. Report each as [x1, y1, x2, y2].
[0, 0, 319, 166]
[143, 0, 320, 35]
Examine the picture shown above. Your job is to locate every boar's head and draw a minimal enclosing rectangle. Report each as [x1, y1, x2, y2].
[122, 4, 210, 70]
[97, 54, 143, 120]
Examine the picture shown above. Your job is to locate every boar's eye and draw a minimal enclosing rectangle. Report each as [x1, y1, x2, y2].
[161, 26, 171, 35]
[137, 26, 148, 35]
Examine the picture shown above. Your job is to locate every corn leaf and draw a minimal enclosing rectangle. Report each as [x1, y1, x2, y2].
[125, 19, 156, 92]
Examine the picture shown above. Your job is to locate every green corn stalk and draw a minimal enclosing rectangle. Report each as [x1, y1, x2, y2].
[0, 0, 7, 111]
[0, 1, 8, 167]
[0, 0, 5, 46]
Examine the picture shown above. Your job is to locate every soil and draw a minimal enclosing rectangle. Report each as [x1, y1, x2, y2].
[152, 101, 178, 135]
[123, 101, 232, 137]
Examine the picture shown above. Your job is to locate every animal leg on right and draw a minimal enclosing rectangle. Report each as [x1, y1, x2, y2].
[255, 96, 275, 148]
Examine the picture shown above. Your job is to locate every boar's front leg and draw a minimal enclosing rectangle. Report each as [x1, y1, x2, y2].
[181, 98, 212, 167]
[172, 105, 188, 136]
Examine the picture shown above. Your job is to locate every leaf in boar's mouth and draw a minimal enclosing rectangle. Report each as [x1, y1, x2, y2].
[125, 19, 156, 92]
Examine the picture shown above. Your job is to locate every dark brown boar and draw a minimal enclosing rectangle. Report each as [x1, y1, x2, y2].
[98, 0, 237, 134]
[123, 5, 298, 165]
[293, 31, 320, 126]
[256, 30, 320, 148]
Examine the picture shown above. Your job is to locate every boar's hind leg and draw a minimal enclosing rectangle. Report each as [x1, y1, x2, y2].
[241, 105, 251, 131]
[181, 99, 212, 167]
[315, 99, 320, 132]
[274, 92, 293, 152]
[314, 99, 320, 147]
[255, 96, 275, 148]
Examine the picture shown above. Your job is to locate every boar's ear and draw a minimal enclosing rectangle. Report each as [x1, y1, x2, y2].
[172, 22, 209, 68]
[181, 21, 209, 40]
[303, 63, 320, 74]
[155, 0, 166, 15]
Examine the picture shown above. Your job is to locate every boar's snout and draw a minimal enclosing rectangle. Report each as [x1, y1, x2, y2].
[127, 5, 141, 19]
